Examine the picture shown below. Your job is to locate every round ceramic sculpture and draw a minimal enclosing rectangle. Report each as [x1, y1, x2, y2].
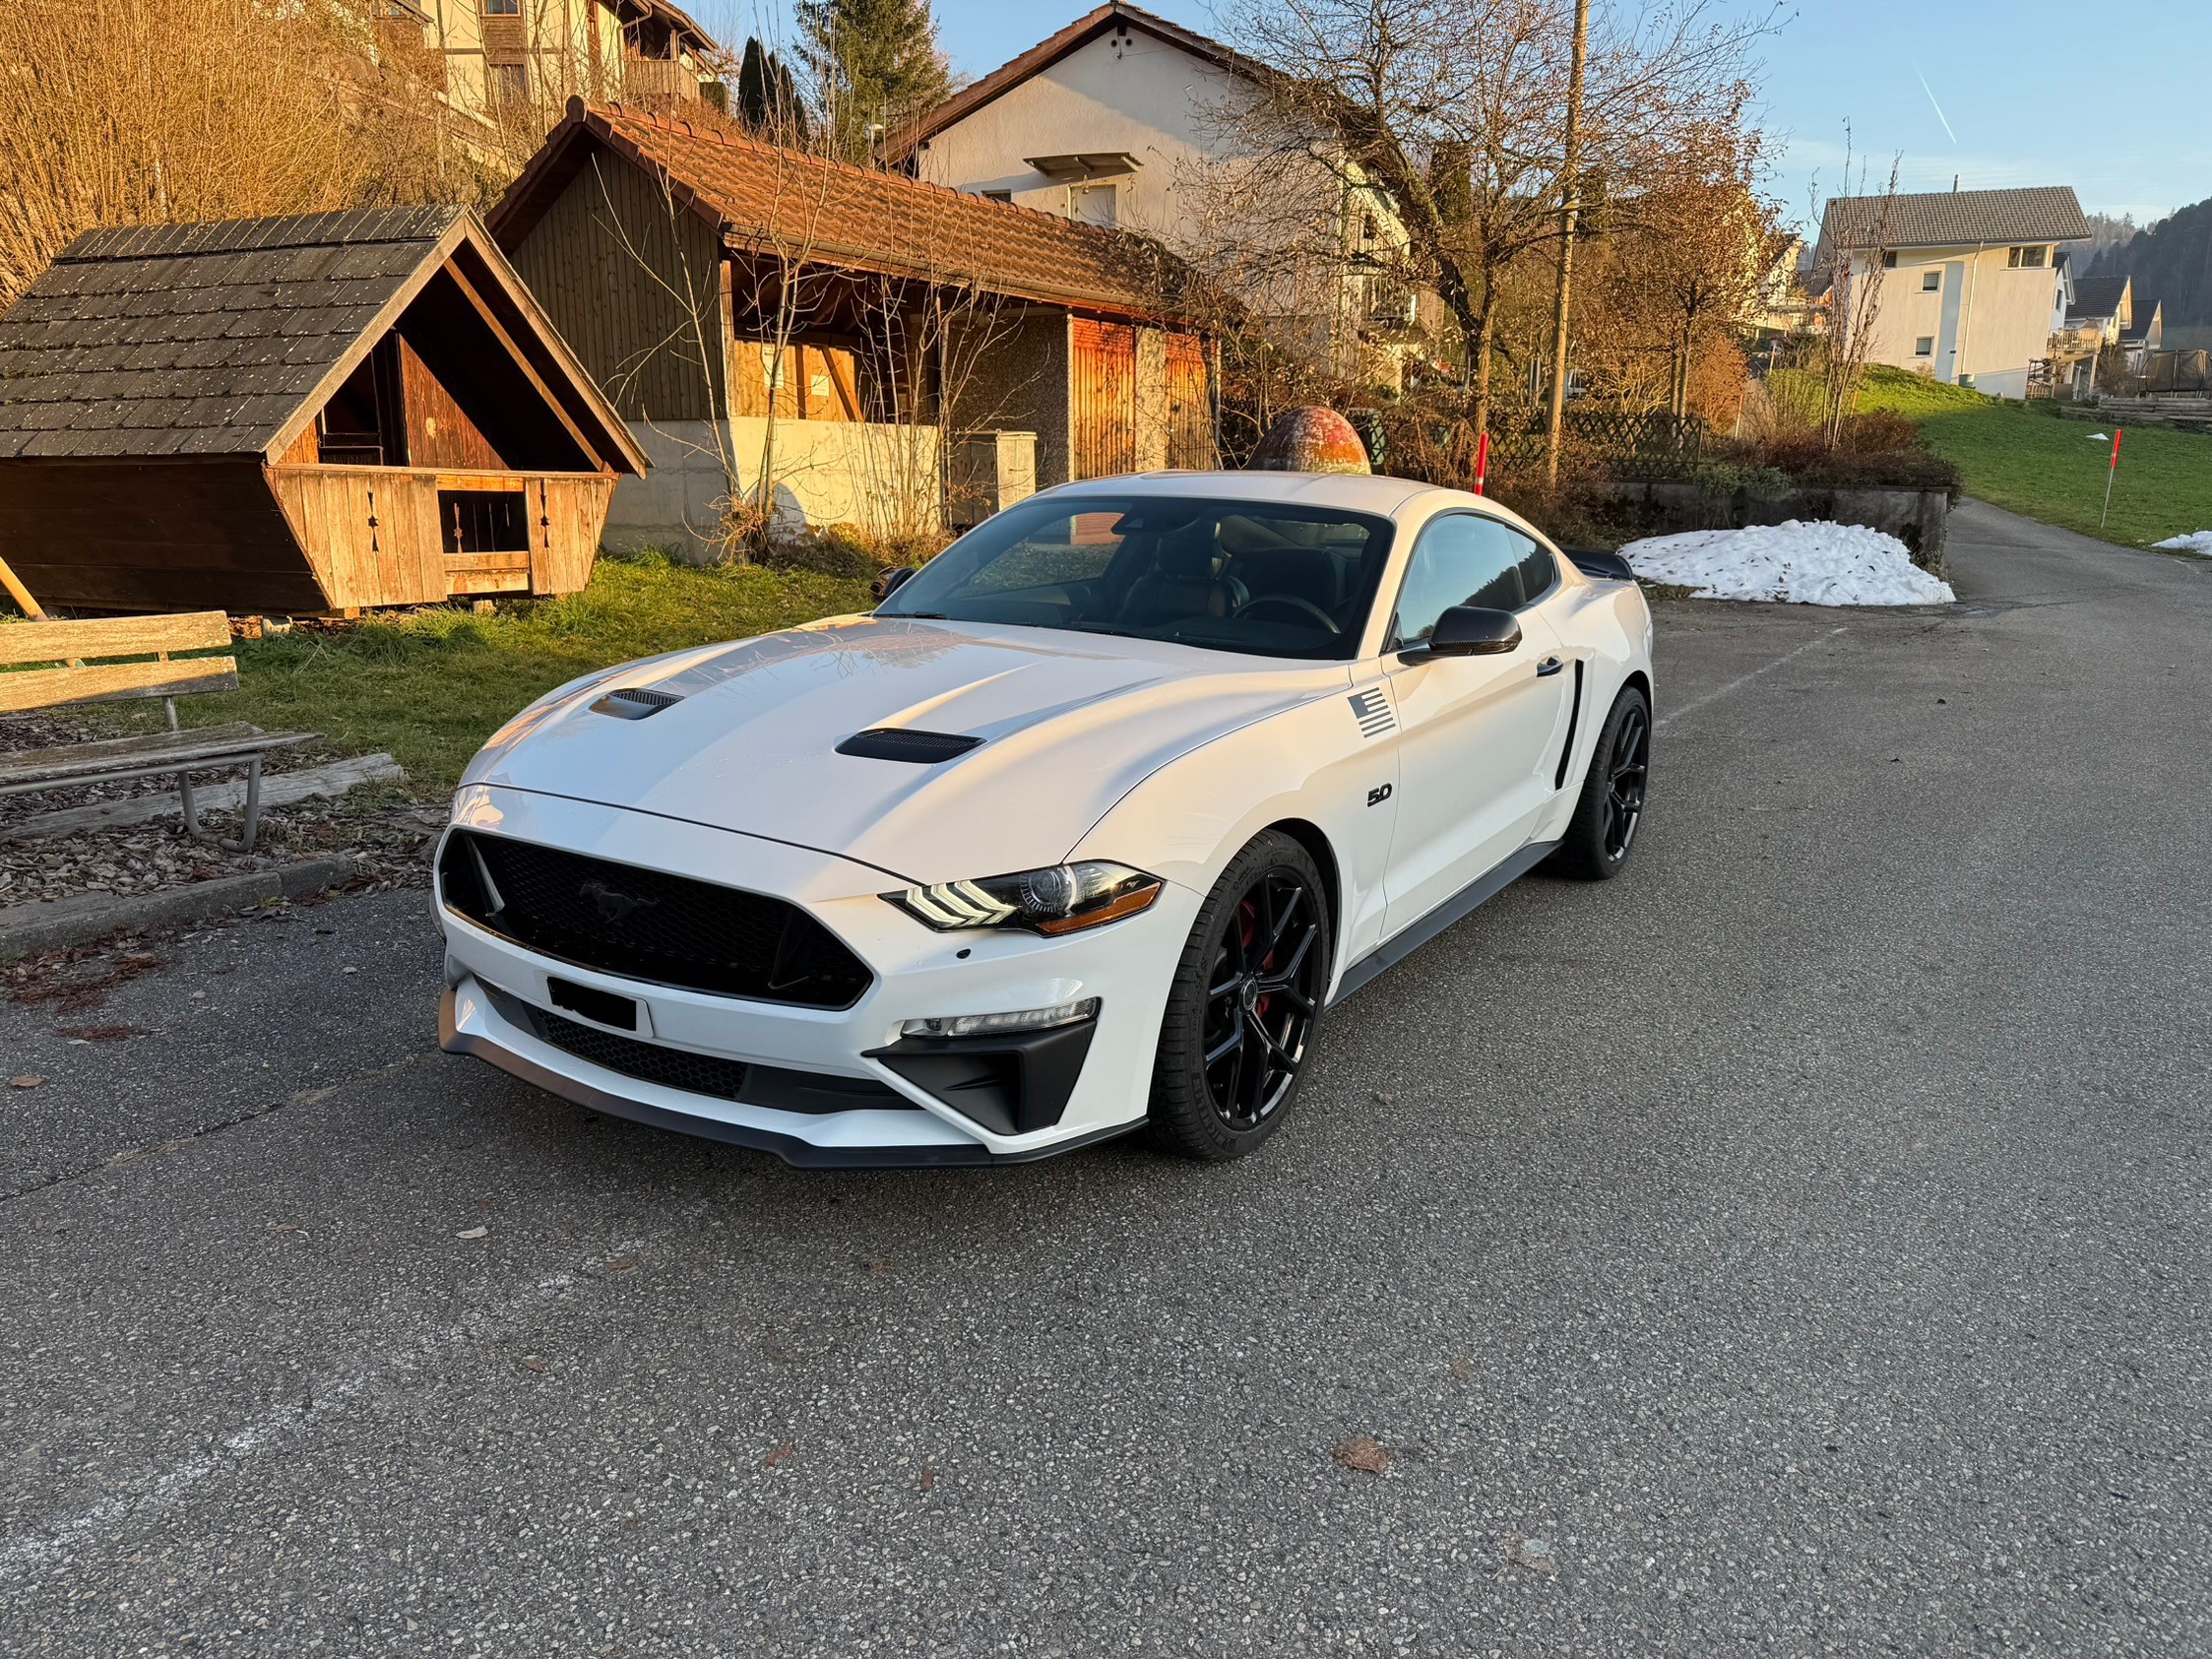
[1249, 406, 1371, 474]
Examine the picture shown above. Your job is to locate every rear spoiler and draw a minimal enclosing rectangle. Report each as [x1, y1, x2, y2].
[1565, 546, 1635, 583]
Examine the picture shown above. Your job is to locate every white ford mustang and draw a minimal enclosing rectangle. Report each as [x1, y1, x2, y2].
[436, 471, 1653, 1166]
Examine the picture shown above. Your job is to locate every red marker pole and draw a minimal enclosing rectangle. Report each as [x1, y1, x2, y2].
[2101, 427, 2122, 529]
[1474, 428, 1490, 496]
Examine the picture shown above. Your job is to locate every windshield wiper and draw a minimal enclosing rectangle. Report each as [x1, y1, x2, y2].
[897, 610, 949, 619]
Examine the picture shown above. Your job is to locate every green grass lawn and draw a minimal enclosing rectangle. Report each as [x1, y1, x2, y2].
[1853, 366, 2212, 548]
[82, 556, 873, 793]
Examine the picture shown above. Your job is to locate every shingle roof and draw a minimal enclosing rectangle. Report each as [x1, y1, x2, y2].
[495, 101, 1194, 322]
[1819, 186, 2091, 254]
[2067, 274, 2129, 323]
[0, 207, 463, 461]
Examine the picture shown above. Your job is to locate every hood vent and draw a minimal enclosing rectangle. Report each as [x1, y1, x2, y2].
[835, 727, 984, 764]
[591, 686, 685, 721]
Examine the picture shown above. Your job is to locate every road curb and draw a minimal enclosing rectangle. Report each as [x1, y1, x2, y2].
[0, 855, 364, 962]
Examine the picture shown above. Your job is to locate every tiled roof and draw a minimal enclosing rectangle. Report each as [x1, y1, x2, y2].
[500, 101, 1193, 322]
[0, 207, 462, 461]
[883, 1, 1262, 164]
[2066, 274, 2129, 323]
[1819, 186, 2091, 253]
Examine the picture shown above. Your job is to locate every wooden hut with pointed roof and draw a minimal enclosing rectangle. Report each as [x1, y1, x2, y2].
[0, 207, 646, 615]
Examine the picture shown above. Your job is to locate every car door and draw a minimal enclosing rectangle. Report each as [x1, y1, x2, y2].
[1378, 512, 1572, 940]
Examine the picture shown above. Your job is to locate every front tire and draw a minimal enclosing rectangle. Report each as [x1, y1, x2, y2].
[1549, 686, 1650, 880]
[1148, 831, 1332, 1161]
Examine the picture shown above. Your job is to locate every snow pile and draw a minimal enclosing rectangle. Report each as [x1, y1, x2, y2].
[1623, 520, 1955, 606]
[2152, 531, 2212, 554]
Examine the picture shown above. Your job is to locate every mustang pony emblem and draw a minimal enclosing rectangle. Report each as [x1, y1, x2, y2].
[579, 878, 657, 925]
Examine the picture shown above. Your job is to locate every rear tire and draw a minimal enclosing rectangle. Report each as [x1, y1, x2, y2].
[1549, 686, 1650, 880]
[1147, 831, 1332, 1161]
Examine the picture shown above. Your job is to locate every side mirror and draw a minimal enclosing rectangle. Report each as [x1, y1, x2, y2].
[1417, 605, 1522, 657]
[873, 566, 916, 603]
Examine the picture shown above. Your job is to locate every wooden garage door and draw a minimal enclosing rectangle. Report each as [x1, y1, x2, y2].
[1164, 332, 1216, 470]
[1070, 318, 1137, 479]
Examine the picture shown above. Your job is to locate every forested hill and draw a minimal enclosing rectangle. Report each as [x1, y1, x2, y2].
[2087, 196, 2212, 325]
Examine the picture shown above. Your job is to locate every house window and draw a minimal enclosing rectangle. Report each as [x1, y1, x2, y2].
[1071, 183, 1116, 228]
[487, 63, 528, 107]
[980, 189, 1011, 204]
[480, 0, 520, 13]
[1881, 251, 1898, 269]
[1922, 270, 1941, 291]
[1915, 336, 1934, 357]
[2008, 245, 2048, 268]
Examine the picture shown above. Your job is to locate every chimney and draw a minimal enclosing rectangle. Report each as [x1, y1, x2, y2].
[1952, 174, 1960, 192]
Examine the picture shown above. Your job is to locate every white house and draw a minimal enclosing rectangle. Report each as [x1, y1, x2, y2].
[885, 2, 1411, 379]
[1815, 185, 2091, 401]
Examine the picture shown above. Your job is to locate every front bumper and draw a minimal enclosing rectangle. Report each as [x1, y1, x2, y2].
[434, 786, 1197, 1166]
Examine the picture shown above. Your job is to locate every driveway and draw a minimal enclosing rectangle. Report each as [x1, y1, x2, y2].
[5, 501, 2209, 1656]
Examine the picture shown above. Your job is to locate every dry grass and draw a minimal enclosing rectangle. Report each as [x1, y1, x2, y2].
[0, 0, 483, 307]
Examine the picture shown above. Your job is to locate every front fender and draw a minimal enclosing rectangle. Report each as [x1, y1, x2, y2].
[1065, 683, 1396, 989]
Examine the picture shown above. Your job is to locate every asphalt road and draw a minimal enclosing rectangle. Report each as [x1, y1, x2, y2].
[5, 500, 2209, 1657]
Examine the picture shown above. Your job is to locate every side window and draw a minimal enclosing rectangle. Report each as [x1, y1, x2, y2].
[1514, 535, 1558, 604]
[1389, 514, 1524, 649]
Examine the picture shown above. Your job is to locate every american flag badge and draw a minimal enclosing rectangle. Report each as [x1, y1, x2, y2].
[1348, 687, 1395, 738]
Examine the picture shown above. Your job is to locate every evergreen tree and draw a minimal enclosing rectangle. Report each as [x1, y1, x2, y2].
[794, 0, 951, 163]
[2088, 197, 2212, 328]
[736, 36, 810, 144]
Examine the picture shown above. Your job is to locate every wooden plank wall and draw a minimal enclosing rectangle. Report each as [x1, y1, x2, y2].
[1069, 318, 1138, 479]
[504, 149, 727, 423]
[0, 458, 328, 613]
[727, 342, 863, 421]
[527, 475, 613, 594]
[1164, 332, 1218, 470]
[269, 466, 446, 609]
[398, 337, 507, 471]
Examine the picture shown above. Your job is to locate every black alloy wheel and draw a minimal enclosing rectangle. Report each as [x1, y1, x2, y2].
[1200, 863, 1324, 1131]
[1149, 831, 1333, 1160]
[1602, 698, 1650, 861]
[1549, 685, 1651, 880]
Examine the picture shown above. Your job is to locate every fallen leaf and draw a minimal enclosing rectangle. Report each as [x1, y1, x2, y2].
[1334, 1435, 1393, 1475]
[288, 1085, 340, 1108]
[9, 1075, 44, 1090]
[341, 967, 358, 976]
[918, 1464, 936, 1493]
[518, 1356, 549, 1374]
[866, 1258, 893, 1275]
[455, 1225, 488, 1240]
[1502, 1533, 1558, 1576]
[762, 1442, 795, 1469]
[604, 1256, 637, 1274]
[1449, 1358, 1474, 1382]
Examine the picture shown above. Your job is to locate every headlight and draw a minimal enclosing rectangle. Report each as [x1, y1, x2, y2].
[885, 861, 1163, 935]
[900, 998, 1100, 1039]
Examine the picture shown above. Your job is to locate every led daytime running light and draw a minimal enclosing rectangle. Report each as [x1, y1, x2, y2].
[886, 861, 1162, 934]
[900, 998, 1101, 1040]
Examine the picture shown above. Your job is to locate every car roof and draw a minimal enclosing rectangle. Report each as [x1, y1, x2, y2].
[1038, 469, 1448, 516]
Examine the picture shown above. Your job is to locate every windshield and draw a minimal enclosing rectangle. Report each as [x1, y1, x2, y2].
[876, 494, 1397, 661]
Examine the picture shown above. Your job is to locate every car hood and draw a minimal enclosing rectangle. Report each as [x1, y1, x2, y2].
[463, 617, 1348, 883]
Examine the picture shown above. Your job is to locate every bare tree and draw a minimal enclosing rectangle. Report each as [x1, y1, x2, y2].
[1810, 138, 1902, 448]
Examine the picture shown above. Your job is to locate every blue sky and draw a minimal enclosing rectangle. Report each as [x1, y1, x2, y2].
[913, 0, 2212, 232]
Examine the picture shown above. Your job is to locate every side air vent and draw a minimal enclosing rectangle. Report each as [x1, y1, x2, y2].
[1566, 546, 1636, 583]
[592, 687, 684, 720]
[835, 728, 984, 764]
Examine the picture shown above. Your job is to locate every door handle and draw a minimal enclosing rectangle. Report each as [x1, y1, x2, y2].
[1536, 656, 1564, 677]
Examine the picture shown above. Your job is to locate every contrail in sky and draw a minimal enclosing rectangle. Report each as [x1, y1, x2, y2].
[1913, 62, 1958, 144]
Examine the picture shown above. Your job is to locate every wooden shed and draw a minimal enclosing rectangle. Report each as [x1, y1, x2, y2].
[0, 207, 647, 615]
[486, 101, 1215, 553]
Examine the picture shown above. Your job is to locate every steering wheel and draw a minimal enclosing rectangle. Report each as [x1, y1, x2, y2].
[1233, 594, 1341, 634]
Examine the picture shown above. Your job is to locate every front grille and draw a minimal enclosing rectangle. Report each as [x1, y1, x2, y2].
[481, 982, 911, 1114]
[440, 830, 872, 1008]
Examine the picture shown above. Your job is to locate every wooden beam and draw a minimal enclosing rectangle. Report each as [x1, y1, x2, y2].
[0, 549, 45, 619]
[0, 610, 231, 667]
[0, 658, 239, 714]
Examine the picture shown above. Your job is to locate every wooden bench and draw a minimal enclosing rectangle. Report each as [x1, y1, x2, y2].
[0, 611, 314, 854]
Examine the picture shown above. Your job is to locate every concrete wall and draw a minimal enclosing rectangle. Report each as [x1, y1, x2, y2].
[1588, 480, 1952, 575]
[603, 417, 943, 560]
[947, 310, 1070, 484]
[1849, 244, 2067, 399]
